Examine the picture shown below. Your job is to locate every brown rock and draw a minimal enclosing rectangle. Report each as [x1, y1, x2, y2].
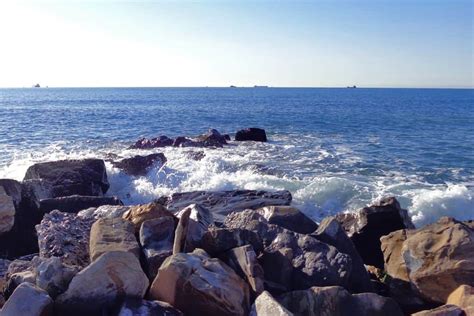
[447, 285, 474, 312]
[123, 202, 176, 232]
[411, 304, 466, 316]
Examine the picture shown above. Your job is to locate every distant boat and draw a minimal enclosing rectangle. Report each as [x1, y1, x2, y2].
[254, 85, 269, 88]
[347, 85, 357, 89]
[33, 83, 40, 88]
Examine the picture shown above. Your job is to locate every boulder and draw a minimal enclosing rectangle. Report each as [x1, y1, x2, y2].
[195, 128, 228, 147]
[89, 217, 140, 262]
[223, 245, 265, 297]
[123, 202, 177, 232]
[35, 256, 79, 298]
[77, 204, 130, 220]
[399, 217, 473, 303]
[186, 151, 205, 161]
[1, 282, 53, 316]
[140, 217, 175, 279]
[36, 210, 96, 267]
[172, 207, 191, 254]
[235, 128, 267, 142]
[0, 187, 15, 235]
[112, 153, 167, 176]
[260, 230, 352, 291]
[149, 249, 250, 316]
[0, 179, 22, 207]
[313, 216, 373, 293]
[200, 227, 263, 257]
[3, 270, 36, 299]
[175, 204, 213, 252]
[278, 286, 403, 316]
[411, 305, 466, 316]
[335, 197, 414, 268]
[39, 195, 122, 214]
[161, 189, 292, 220]
[129, 136, 174, 149]
[447, 285, 474, 313]
[115, 298, 183, 316]
[250, 291, 293, 316]
[23, 159, 110, 199]
[55, 251, 149, 316]
[256, 205, 317, 234]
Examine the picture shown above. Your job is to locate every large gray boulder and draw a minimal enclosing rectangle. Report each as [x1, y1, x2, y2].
[1, 282, 53, 316]
[55, 251, 149, 315]
[149, 249, 250, 316]
[174, 204, 213, 252]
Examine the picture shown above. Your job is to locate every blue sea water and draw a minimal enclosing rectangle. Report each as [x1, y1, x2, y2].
[0, 87, 472, 226]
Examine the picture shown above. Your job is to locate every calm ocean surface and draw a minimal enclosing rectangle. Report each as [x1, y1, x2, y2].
[0, 87, 472, 226]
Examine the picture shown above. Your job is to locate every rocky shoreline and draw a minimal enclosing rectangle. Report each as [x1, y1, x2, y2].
[0, 128, 472, 316]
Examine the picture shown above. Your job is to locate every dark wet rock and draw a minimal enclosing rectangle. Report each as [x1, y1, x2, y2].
[250, 291, 293, 316]
[55, 251, 149, 316]
[112, 153, 167, 176]
[235, 128, 267, 142]
[200, 227, 263, 257]
[123, 202, 177, 233]
[256, 205, 317, 234]
[313, 216, 373, 293]
[172, 136, 190, 147]
[223, 245, 265, 298]
[335, 197, 414, 268]
[149, 249, 250, 316]
[129, 135, 174, 149]
[0, 186, 15, 235]
[115, 298, 183, 316]
[0, 179, 22, 208]
[412, 304, 466, 316]
[260, 230, 352, 291]
[195, 128, 228, 147]
[36, 210, 96, 267]
[161, 189, 292, 220]
[175, 204, 213, 252]
[278, 286, 403, 316]
[89, 217, 140, 262]
[186, 151, 205, 161]
[1, 282, 53, 316]
[39, 195, 122, 214]
[140, 217, 175, 279]
[381, 217, 474, 304]
[224, 134, 231, 141]
[23, 159, 110, 199]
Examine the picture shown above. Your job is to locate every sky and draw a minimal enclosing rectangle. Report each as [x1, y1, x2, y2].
[0, 0, 472, 88]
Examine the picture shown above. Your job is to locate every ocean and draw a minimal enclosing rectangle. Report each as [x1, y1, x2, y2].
[0, 87, 472, 227]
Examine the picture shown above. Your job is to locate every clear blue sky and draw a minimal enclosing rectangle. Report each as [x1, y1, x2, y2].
[0, 0, 472, 88]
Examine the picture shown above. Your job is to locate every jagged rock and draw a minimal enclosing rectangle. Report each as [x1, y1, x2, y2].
[223, 245, 265, 297]
[172, 207, 191, 254]
[411, 304, 465, 316]
[55, 251, 149, 316]
[255, 205, 317, 234]
[112, 153, 167, 176]
[250, 291, 293, 316]
[278, 286, 403, 316]
[162, 189, 292, 220]
[36, 210, 96, 267]
[335, 197, 414, 268]
[129, 136, 174, 149]
[140, 217, 175, 279]
[313, 216, 373, 293]
[384, 217, 474, 304]
[195, 128, 228, 147]
[0, 179, 22, 207]
[35, 256, 79, 298]
[123, 202, 177, 232]
[447, 285, 474, 314]
[200, 227, 263, 257]
[0, 187, 15, 235]
[175, 204, 213, 252]
[186, 151, 205, 161]
[1, 282, 53, 316]
[23, 159, 110, 199]
[77, 204, 130, 220]
[89, 217, 140, 262]
[149, 249, 250, 316]
[39, 195, 122, 214]
[260, 230, 352, 291]
[3, 270, 36, 299]
[235, 128, 267, 142]
[115, 298, 183, 316]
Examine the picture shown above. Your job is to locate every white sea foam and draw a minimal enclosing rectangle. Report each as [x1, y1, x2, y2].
[0, 139, 472, 228]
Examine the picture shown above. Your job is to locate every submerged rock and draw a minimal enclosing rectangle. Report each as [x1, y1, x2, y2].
[129, 135, 174, 149]
[149, 249, 250, 316]
[112, 153, 167, 176]
[1, 282, 53, 316]
[235, 128, 267, 142]
[335, 196, 414, 268]
[55, 251, 149, 316]
[39, 195, 122, 214]
[161, 189, 292, 220]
